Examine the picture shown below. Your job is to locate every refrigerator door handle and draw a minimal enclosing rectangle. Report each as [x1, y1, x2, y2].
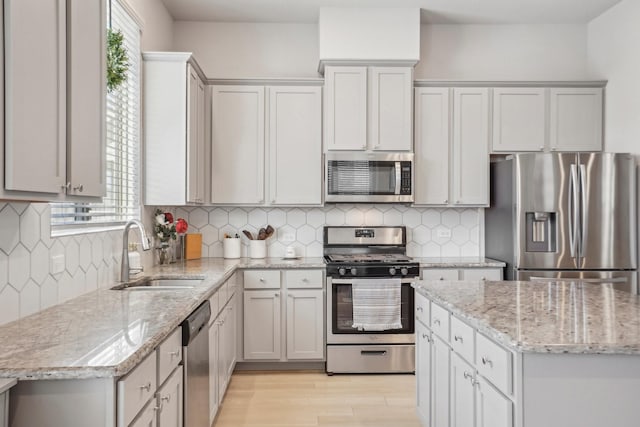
[529, 276, 627, 284]
[579, 164, 587, 260]
[569, 164, 580, 260]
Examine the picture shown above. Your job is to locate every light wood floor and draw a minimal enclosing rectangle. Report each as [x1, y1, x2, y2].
[213, 371, 422, 427]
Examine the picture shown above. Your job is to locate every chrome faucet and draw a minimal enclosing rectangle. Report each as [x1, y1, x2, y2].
[121, 219, 151, 282]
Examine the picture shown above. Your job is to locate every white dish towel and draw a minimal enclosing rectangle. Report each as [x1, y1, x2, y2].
[351, 278, 402, 331]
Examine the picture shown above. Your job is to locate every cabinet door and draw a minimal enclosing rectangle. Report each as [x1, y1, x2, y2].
[208, 321, 219, 424]
[196, 76, 206, 203]
[217, 310, 228, 404]
[414, 88, 450, 205]
[0, 391, 6, 427]
[243, 290, 281, 360]
[4, 0, 66, 194]
[211, 86, 265, 204]
[369, 67, 413, 151]
[268, 86, 322, 205]
[451, 352, 475, 427]
[460, 268, 503, 281]
[186, 65, 204, 204]
[324, 66, 367, 151]
[225, 301, 237, 377]
[66, 0, 106, 197]
[432, 335, 451, 427]
[157, 366, 183, 427]
[549, 88, 603, 152]
[286, 289, 324, 360]
[475, 375, 512, 427]
[452, 88, 489, 206]
[415, 322, 432, 424]
[130, 402, 157, 427]
[492, 88, 545, 153]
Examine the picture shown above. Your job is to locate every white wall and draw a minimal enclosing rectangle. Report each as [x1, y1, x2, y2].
[127, 0, 174, 51]
[172, 22, 590, 80]
[417, 24, 589, 80]
[588, 0, 640, 154]
[173, 22, 320, 78]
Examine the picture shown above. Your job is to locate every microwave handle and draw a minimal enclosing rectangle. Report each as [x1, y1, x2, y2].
[394, 162, 401, 195]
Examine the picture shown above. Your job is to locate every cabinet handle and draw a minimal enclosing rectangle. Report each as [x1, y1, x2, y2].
[275, 293, 279, 297]
[139, 382, 152, 392]
[455, 200, 460, 204]
[154, 404, 163, 412]
[471, 379, 480, 387]
[302, 278, 309, 282]
[463, 371, 473, 380]
[417, 306, 423, 312]
[433, 318, 441, 325]
[438, 277, 444, 281]
[61, 182, 71, 191]
[73, 184, 84, 192]
[481, 277, 486, 281]
[454, 335, 463, 343]
[259, 278, 265, 282]
[161, 394, 171, 403]
[169, 349, 180, 358]
[539, 146, 544, 151]
[551, 147, 557, 151]
[481, 356, 493, 367]
[444, 199, 448, 204]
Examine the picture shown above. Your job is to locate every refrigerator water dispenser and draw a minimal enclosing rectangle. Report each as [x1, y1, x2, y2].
[525, 212, 557, 252]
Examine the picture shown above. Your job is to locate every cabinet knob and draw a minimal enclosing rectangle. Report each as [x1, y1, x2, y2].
[275, 293, 279, 297]
[550, 147, 557, 151]
[481, 356, 493, 367]
[154, 404, 163, 412]
[259, 278, 265, 282]
[444, 200, 448, 204]
[455, 200, 460, 204]
[73, 184, 84, 192]
[417, 306, 423, 312]
[161, 394, 171, 403]
[454, 335, 463, 343]
[61, 182, 71, 191]
[463, 371, 473, 380]
[433, 318, 441, 325]
[169, 349, 180, 358]
[139, 382, 152, 392]
[539, 147, 544, 151]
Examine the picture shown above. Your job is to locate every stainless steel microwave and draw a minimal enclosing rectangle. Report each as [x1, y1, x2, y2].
[325, 152, 414, 203]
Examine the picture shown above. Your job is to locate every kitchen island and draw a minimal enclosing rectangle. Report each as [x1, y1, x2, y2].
[413, 279, 640, 427]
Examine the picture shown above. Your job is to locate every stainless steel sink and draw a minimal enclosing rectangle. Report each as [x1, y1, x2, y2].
[111, 278, 203, 291]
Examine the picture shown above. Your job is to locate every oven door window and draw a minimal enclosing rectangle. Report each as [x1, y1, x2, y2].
[332, 283, 415, 334]
[327, 160, 397, 195]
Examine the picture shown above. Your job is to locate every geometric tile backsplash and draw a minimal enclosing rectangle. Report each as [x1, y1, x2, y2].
[0, 202, 480, 326]
[168, 205, 481, 259]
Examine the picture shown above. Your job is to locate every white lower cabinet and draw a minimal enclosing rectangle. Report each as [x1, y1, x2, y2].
[208, 319, 220, 425]
[130, 401, 157, 427]
[421, 267, 503, 282]
[416, 294, 514, 427]
[243, 269, 325, 362]
[156, 366, 183, 427]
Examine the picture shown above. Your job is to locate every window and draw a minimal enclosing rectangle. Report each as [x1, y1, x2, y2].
[51, 0, 141, 230]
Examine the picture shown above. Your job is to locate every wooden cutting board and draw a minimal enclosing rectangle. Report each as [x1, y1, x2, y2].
[184, 233, 202, 260]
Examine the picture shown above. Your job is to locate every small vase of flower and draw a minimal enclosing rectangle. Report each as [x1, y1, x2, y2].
[153, 209, 177, 265]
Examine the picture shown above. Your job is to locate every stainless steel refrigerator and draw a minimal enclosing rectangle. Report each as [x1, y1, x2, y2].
[486, 152, 637, 293]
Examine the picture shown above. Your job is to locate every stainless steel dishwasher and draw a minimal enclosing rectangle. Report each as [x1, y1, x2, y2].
[182, 300, 211, 427]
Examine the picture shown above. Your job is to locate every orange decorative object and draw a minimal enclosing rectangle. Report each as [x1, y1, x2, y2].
[184, 234, 202, 260]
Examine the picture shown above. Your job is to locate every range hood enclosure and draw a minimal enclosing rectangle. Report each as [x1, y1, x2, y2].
[318, 8, 420, 71]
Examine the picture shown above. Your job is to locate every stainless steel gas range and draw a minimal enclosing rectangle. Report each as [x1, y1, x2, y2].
[324, 226, 420, 374]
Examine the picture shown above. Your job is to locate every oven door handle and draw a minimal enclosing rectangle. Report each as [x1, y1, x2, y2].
[361, 350, 387, 356]
[330, 278, 417, 285]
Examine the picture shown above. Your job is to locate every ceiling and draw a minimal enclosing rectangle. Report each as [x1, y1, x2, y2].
[160, 0, 623, 24]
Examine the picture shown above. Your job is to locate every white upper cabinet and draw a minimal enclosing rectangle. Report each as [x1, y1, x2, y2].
[324, 65, 413, 152]
[268, 86, 322, 205]
[414, 88, 450, 205]
[492, 88, 546, 152]
[3, 0, 106, 199]
[211, 85, 265, 204]
[452, 88, 490, 205]
[414, 87, 489, 207]
[549, 88, 603, 152]
[491, 86, 603, 153]
[144, 53, 207, 205]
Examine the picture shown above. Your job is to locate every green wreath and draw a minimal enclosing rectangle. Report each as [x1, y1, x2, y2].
[107, 28, 129, 92]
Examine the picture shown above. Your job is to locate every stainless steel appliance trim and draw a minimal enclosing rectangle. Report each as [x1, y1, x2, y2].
[394, 162, 401, 195]
[529, 276, 627, 283]
[330, 278, 417, 285]
[569, 162, 579, 260]
[182, 302, 210, 427]
[579, 163, 587, 261]
[324, 226, 406, 247]
[515, 269, 637, 294]
[325, 193, 414, 203]
[325, 151, 414, 162]
[326, 344, 415, 374]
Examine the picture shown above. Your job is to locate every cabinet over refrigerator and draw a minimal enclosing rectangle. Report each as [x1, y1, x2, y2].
[486, 152, 637, 293]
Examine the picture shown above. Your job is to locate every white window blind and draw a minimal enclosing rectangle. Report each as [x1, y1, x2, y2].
[51, 0, 141, 228]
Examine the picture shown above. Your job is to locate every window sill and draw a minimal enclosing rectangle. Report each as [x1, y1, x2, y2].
[51, 223, 128, 238]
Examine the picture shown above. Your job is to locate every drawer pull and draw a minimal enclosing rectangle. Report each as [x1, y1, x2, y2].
[259, 278, 266, 282]
[433, 318, 441, 325]
[481, 356, 494, 367]
[361, 350, 387, 356]
[463, 371, 473, 380]
[154, 403, 163, 412]
[454, 335, 463, 343]
[161, 395, 171, 403]
[169, 349, 180, 358]
[139, 382, 152, 392]
[417, 306, 423, 312]
[438, 277, 444, 280]
[302, 278, 309, 282]
[471, 379, 480, 387]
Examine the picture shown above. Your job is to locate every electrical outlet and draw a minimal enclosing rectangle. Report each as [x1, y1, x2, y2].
[282, 233, 296, 243]
[437, 229, 452, 238]
[51, 254, 65, 274]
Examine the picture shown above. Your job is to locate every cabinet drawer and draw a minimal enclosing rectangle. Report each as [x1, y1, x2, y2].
[476, 333, 513, 396]
[450, 315, 474, 363]
[157, 327, 182, 386]
[244, 270, 280, 289]
[285, 269, 323, 289]
[422, 268, 459, 281]
[415, 292, 430, 326]
[117, 352, 157, 427]
[430, 302, 450, 342]
[460, 268, 502, 281]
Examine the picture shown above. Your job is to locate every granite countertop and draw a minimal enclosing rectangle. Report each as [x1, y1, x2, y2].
[414, 257, 506, 268]
[0, 257, 323, 381]
[414, 280, 640, 354]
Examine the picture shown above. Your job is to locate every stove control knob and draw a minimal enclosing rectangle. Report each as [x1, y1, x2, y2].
[350, 268, 357, 276]
[401, 268, 409, 276]
[389, 267, 397, 276]
[338, 268, 347, 276]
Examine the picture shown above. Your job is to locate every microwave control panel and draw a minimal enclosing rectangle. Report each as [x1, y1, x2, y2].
[400, 162, 412, 195]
